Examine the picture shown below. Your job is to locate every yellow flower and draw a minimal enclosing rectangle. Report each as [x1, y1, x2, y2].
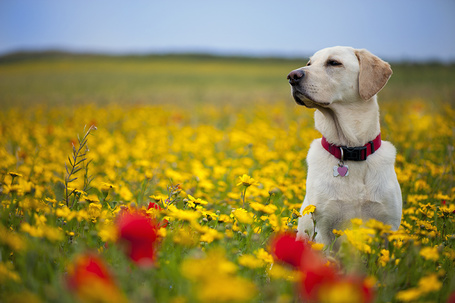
[232, 208, 254, 225]
[254, 248, 274, 264]
[225, 229, 234, 238]
[119, 186, 133, 201]
[407, 194, 429, 204]
[21, 223, 42, 238]
[443, 248, 455, 260]
[157, 227, 167, 238]
[181, 249, 237, 281]
[250, 202, 277, 214]
[149, 194, 165, 202]
[418, 203, 435, 218]
[301, 204, 316, 216]
[395, 274, 442, 302]
[439, 205, 455, 217]
[84, 194, 100, 203]
[378, 249, 390, 267]
[182, 250, 256, 302]
[0, 225, 26, 251]
[266, 213, 288, 232]
[88, 203, 102, 222]
[0, 262, 21, 283]
[98, 223, 118, 243]
[415, 219, 437, 232]
[401, 221, 412, 230]
[414, 179, 430, 191]
[75, 209, 90, 222]
[395, 288, 422, 302]
[419, 246, 440, 261]
[236, 174, 259, 187]
[196, 273, 256, 303]
[3, 184, 24, 195]
[417, 274, 442, 293]
[238, 254, 264, 269]
[186, 199, 196, 209]
[187, 194, 208, 206]
[343, 228, 373, 254]
[318, 280, 366, 303]
[350, 218, 363, 227]
[167, 205, 201, 222]
[365, 218, 392, 234]
[310, 242, 324, 251]
[56, 206, 78, 221]
[21, 222, 64, 242]
[44, 226, 65, 242]
[218, 214, 233, 223]
[291, 208, 302, 218]
[101, 182, 116, 191]
[434, 193, 451, 200]
[267, 263, 301, 282]
[173, 228, 198, 247]
[332, 229, 344, 237]
[8, 171, 23, 178]
[199, 228, 223, 243]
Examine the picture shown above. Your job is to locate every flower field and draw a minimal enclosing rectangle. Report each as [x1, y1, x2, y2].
[0, 55, 454, 302]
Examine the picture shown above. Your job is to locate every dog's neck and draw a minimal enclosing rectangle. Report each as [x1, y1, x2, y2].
[314, 96, 381, 147]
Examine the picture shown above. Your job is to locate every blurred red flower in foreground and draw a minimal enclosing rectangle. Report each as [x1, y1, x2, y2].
[271, 232, 309, 267]
[270, 233, 373, 303]
[67, 253, 126, 303]
[116, 210, 159, 267]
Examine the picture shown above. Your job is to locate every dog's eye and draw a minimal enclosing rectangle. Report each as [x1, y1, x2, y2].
[327, 60, 342, 67]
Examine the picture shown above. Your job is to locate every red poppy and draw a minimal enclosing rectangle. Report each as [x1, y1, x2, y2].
[147, 202, 162, 211]
[67, 254, 114, 290]
[270, 233, 374, 303]
[147, 201, 169, 228]
[67, 253, 126, 303]
[116, 211, 158, 267]
[301, 259, 337, 300]
[270, 233, 310, 268]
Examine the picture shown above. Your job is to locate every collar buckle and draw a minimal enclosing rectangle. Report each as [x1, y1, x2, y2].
[341, 146, 367, 161]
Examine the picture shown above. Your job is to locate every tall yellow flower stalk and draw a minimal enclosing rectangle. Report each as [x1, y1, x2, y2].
[236, 174, 259, 207]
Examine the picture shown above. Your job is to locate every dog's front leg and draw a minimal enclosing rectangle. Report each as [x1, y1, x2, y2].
[296, 198, 316, 240]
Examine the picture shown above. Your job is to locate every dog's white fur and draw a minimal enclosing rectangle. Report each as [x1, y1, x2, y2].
[289, 46, 402, 247]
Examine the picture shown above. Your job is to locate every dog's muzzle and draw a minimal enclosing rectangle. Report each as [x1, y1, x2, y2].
[288, 69, 310, 106]
[287, 69, 305, 86]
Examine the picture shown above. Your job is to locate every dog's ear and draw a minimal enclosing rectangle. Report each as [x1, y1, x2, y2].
[355, 49, 393, 100]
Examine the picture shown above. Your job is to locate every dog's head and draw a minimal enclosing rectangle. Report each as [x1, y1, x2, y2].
[288, 46, 392, 108]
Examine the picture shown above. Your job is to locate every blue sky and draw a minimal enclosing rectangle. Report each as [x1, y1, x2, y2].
[1, 0, 454, 61]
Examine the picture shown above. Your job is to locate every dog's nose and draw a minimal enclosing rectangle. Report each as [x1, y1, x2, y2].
[287, 69, 305, 85]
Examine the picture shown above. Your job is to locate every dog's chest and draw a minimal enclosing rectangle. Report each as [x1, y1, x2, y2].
[305, 140, 373, 202]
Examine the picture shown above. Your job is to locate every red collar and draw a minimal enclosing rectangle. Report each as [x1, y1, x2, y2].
[321, 133, 382, 161]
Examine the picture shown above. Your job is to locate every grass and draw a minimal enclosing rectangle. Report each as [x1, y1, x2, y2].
[0, 53, 454, 302]
[1, 52, 454, 108]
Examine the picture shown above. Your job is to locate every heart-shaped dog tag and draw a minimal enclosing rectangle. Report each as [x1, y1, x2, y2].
[338, 165, 348, 177]
[333, 164, 349, 177]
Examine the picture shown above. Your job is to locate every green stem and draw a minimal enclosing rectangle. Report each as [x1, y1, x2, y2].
[242, 186, 248, 208]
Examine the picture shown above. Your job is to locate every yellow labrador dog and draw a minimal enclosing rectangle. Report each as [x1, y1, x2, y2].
[288, 46, 402, 247]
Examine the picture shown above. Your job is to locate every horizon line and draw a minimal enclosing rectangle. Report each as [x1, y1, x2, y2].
[1, 47, 454, 65]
